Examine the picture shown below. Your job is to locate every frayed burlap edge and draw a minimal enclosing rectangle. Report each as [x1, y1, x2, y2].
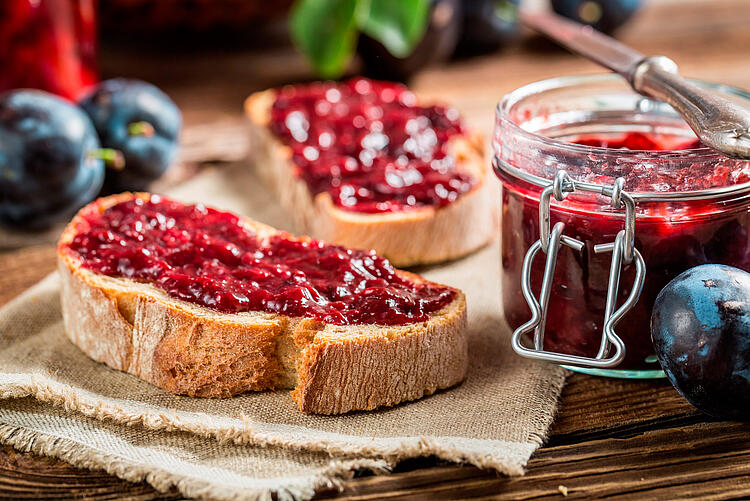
[0, 422, 390, 501]
[0, 372, 566, 475]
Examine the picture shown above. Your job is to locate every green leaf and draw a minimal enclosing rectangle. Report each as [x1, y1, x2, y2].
[356, 0, 431, 58]
[290, 0, 359, 78]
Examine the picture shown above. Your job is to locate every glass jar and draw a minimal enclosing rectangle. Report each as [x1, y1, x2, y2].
[494, 74, 750, 378]
[0, 0, 98, 100]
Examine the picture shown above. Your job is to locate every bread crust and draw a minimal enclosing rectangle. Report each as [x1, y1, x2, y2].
[57, 194, 468, 414]
[244, 88, 496, 267]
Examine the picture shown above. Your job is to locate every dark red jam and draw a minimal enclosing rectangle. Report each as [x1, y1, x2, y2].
[572, 131, 703, 151]
[64, 195, 456, 325]
[565, 132, 750, 193]
[0, 0, 98, 100]
[268, 77, 476, 213]
[499, 132, 750, 369]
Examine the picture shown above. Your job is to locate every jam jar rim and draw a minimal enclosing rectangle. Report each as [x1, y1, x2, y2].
[494, 73, 750, 203]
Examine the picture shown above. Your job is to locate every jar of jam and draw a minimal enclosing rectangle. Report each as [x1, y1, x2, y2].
[0, 0, 98, 100]
[494, 74, 750, 378]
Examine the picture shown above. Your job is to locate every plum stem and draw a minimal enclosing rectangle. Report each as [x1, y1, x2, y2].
[128, 121, 155, 137]
[89, 148, 125, 170]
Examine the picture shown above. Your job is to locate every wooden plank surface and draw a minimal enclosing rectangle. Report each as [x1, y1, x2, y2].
[2, 0, 750, 499]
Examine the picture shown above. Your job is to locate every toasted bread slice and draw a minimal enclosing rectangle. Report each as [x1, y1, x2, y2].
[244, 88, 495, 267]
[57, 193, 468, 415]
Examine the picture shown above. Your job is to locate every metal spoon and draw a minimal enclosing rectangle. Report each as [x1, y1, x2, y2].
[519, 9, 750, 159]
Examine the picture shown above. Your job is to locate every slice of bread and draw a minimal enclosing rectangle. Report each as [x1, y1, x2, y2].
[57, 193, 468, 415]
[244, 88, 495, 267]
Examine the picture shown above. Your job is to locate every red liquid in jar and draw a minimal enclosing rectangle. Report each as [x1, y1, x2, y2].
[572, 131, 703, 151]
[269, 77, 476, 213]
[0, 0, 98, 100]
[62, 195, 456, 326]
[501, 132, 750, 369]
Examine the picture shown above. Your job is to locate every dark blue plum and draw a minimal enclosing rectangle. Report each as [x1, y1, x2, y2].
[551, 0, 642, 33]
[651, 264, 750, 420]
[357, 0, 462, 82]
[0, 90, 104, 229]
[454, 0, 520, 56]
[79, 78, 181, 192]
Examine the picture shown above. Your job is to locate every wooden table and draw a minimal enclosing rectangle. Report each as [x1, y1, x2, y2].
[3, 0, 750, 498]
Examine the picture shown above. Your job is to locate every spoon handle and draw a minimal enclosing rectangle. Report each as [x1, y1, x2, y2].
[520, 8, 750, 159]
[633, 56, 750, 159]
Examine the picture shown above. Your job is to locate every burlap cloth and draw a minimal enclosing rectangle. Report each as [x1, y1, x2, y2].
[0, 162, 567, 500]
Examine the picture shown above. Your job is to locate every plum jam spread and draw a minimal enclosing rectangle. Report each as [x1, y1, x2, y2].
[564, 132, 750, 194]
[572, 131, 702, 151]
[499, 131, 750, 370]
[268, 77, 476, 213]
[64, 195, 455, 325]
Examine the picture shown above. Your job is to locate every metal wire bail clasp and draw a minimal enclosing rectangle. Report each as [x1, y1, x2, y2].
[511, 171, 646, 368]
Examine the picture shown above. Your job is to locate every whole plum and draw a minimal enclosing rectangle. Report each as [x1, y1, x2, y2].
[79, 78, 181, 192]
[551, 0, 642, 33]
[454, 0, 520, 56]
[651, 264, 750, 419]
[357, 0, 462, 82]
[0, 90, 104, 229]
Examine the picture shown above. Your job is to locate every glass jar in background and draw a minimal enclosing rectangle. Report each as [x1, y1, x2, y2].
[0, 0, 98, 100]
[494, 74, 750, 378]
